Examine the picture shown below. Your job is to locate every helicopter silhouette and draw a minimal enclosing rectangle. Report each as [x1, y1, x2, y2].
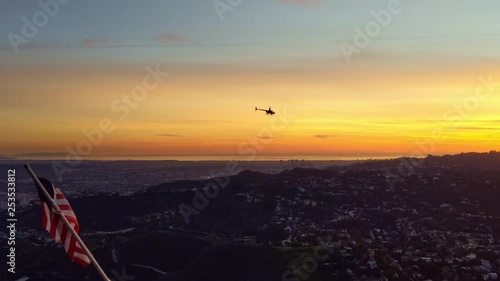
[255, 106, 275, 115]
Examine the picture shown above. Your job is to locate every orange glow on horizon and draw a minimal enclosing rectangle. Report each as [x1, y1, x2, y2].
[1, 59, 499, 159]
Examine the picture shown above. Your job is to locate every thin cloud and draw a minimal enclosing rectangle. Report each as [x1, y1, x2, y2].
[12, 152, 67, 158]
[276, 0, 321, 6]
[314, 134, 360, 139]
[157, 134, 181, 137]
[370, 120, 500, 125]
[82, 38, 111, 47]
[173, 119, 237, 124]
[314, 134, 333, 139]
[152, 34, 187, 44]
[0, 154, 16, 160]
[456, 127, 500, 131]
[0, 43, 71, 51]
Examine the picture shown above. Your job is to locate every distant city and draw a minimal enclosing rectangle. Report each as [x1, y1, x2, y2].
[1, 152, 499, 281]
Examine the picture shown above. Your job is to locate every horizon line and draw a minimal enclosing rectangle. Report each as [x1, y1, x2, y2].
[1, 151, 497, 162]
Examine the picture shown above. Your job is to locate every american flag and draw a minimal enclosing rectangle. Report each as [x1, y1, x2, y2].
[36, 177, 91, 267]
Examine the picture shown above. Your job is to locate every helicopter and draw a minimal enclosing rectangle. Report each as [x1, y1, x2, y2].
[255, 106, 275, 115]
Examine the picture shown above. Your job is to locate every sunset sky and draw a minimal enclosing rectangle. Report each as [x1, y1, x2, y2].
[1, 0, 499, 160]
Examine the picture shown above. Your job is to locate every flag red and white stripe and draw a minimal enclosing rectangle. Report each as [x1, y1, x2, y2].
[37, 177, 91, 267]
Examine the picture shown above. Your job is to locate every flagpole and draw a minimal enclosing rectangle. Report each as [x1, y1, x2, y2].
[24, 164, 111, 281]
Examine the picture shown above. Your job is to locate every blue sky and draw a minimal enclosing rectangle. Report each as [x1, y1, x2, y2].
[2, 0, 500, 65]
